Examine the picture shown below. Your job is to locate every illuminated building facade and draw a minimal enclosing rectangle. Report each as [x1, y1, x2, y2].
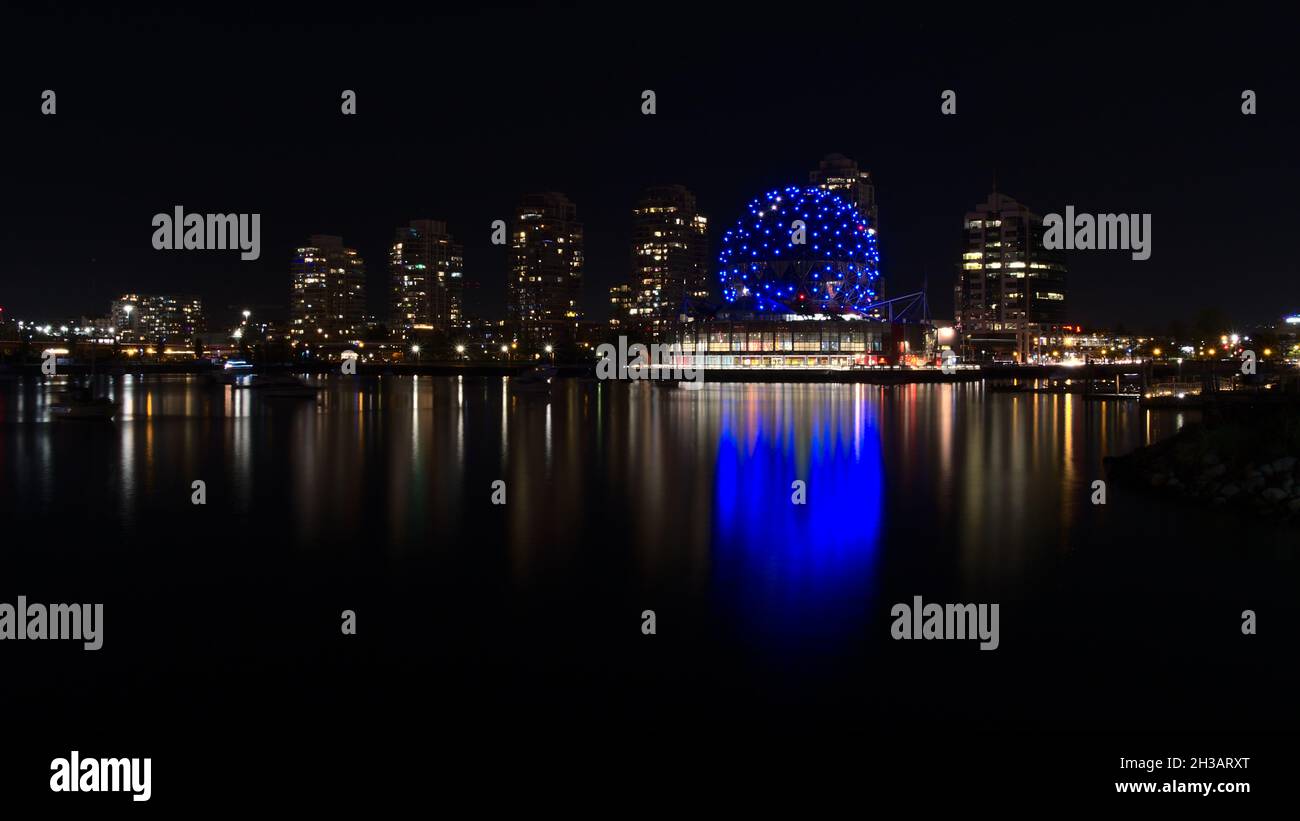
[608, 283, 634, 327]
[390, 219, 464, 340]
[290, 234, 367, 345]
[809, 153, 878, 232]
[955, 191, 1068, 362]
[674, 314, 892, 369]
[111, 294, 204, 343]
[508, 192, 583, 344]
[669, 181, 917, 369]
[625, 185, 709, 339]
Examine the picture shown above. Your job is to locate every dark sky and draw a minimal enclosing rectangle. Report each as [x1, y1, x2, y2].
[2, 5, 1298, 331]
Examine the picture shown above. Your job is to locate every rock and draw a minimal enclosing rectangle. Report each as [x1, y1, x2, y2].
[1273, 457, 1297, 474]
[1260, 464, 1275, 477]
[1221, 484, 1241, 498]
[1204, 464, 1227, 479]
[1289, 498, 1300, 513]
[1246, 476, 1266, 492]
[1148, 473, 1168, 487]
[1262, 487, 1288, 503]
[1203, 452, 1221, 466]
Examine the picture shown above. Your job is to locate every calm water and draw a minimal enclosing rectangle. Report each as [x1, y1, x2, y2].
[2, 374, 1298, 778]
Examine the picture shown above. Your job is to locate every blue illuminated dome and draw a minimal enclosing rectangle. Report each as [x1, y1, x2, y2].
[718, 185, 880, 314]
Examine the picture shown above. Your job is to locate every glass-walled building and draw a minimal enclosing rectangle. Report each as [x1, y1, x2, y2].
[671, 316, 894, 369]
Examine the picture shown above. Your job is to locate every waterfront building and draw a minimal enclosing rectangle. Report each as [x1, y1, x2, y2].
[111, 294, 204, 344]
[289, 234, 367, 346]
[390, 219, 464, 340]
[669, 182, 922, 368]
[508, 192, 583, 345]
[624, 185, 709, 339]
[954, 191, 1068, 362]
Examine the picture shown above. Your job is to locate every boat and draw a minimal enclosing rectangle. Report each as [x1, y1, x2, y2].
[51, 339, 116, 419]
[50, 386, 115, 421]
[209, 359, 255, 386]
[510, 364, 557, 393]
[250, 373, 319, 399]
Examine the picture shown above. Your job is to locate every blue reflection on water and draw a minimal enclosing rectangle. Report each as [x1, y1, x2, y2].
[712, 395, 884, 644]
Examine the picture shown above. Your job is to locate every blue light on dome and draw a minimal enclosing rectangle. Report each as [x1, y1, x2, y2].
[717, 186, 881, 314]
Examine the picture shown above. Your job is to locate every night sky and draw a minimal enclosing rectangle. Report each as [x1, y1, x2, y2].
[2, 5, 1297, 330]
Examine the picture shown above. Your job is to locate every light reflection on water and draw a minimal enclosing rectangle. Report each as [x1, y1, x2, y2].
[1, 374, 1196, 636]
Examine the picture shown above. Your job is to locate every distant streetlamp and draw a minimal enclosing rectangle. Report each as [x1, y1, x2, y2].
[411, 344, 421, 364]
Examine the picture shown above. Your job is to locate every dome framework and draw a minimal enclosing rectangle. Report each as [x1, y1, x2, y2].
[718, 185, 881, 314]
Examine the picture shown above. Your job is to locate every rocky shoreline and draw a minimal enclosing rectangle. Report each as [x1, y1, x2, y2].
[1106, 414, 1300, 521]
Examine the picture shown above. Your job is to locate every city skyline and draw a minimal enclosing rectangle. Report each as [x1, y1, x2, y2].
[8, 169, 1300, 343]
[3, 11, 1296, 333]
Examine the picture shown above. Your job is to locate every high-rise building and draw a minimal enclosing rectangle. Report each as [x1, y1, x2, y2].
[955, 191, 1068, 362]
[290, 235, 367, 345]
[624, 185, 709, 339]
[810, 153, 877, 231]
[111, 294, 204, 343]
[811, 153, 881, 309]
[608, 283, 634, 327]
[508, 193, 583, 343]
[390, 220, 464, 340]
